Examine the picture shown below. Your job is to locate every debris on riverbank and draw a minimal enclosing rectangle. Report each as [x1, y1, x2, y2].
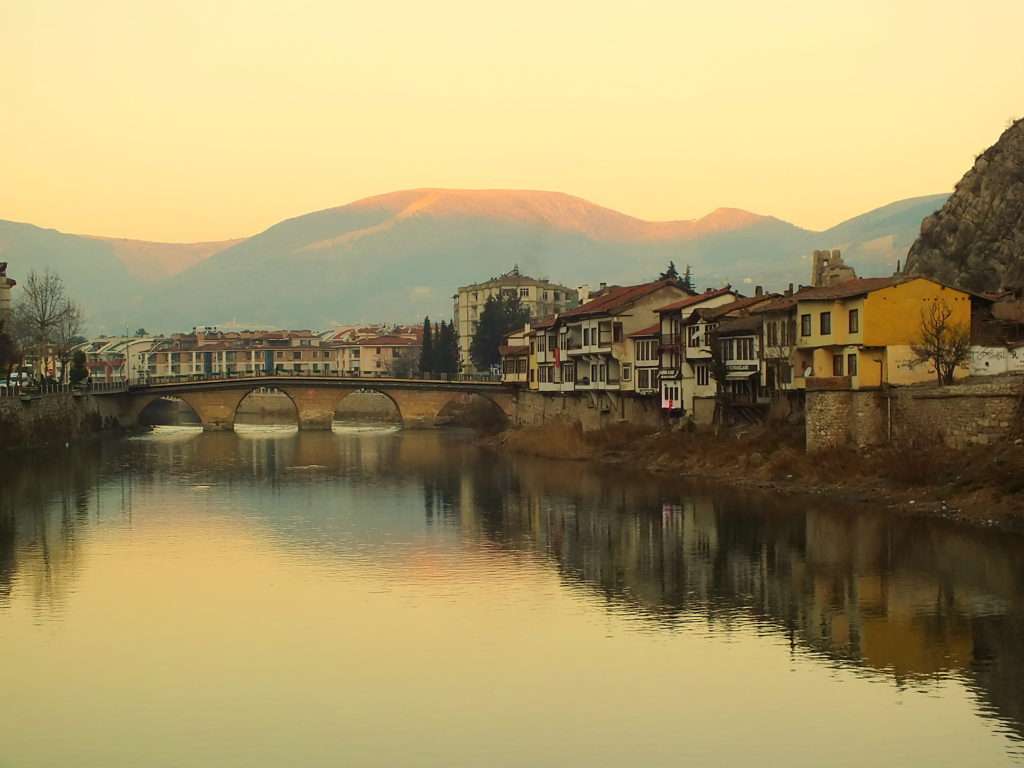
[482, 420, 1024, 530]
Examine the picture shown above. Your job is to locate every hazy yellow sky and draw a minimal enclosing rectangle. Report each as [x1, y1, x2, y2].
[2, 0, 1022, 242]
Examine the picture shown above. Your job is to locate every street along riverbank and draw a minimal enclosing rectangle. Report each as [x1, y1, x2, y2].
[482, 420, 1024, 531]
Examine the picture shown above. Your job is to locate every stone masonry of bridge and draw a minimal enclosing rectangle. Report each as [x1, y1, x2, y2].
[110, 380, 516, 431]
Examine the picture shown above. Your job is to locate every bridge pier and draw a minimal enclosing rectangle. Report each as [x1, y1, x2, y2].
[281, 387, 337, 431]
[181, 390, 247, 432]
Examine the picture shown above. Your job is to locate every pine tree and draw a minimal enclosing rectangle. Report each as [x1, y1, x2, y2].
[434, 321, 459, 375]
[659, 261, 680, 281]
[682, 264, 695, 293]
[418, 316, 434, 375]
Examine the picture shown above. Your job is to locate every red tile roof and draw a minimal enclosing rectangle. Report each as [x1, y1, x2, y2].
[793, 276, 906, 301]
[655, 286, 735, 314]
[703, 295, 776, 319]
[559, 279, 685, 319]
[628, 323, 660, 338]
[352, 335, 419, 346]
[532, 315, 558, 330]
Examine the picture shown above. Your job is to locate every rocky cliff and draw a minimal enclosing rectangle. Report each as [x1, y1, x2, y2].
[905, 119, 1024, 293]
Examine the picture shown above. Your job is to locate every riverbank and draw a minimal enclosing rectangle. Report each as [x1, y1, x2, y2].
[483, 420, 1024, 530]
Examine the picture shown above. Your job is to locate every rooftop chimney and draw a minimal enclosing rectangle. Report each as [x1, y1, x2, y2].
[755, 285, 763, 297]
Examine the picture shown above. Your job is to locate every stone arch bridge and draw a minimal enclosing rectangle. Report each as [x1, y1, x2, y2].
[96, 376, 517, 431]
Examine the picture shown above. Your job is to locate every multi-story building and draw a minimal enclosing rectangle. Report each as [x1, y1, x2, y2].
[454, 267, 577, 372]
[75, 336, 159, 384]
[749, 294, 799, 396]
[0, 262, 15, 328]
[790, 276, 973, 389]
[500, 325, 531, 385]
[557, 279, 691, 401]
[655, 288, 738, 412]
[672, 294, 775, 420]
[146, 328, 332, 379]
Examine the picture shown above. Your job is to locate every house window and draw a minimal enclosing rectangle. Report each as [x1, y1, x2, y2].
[780, 363, 793, 384]
[635, 340, 657, 362]
[613, 323, 623, 342]
[832, 354, 844, 376]
[598, 365, 606, 382]
[849, 309, 860, 334]
[622, 363, 632, 381]
[591, 364, 598, 381]
[820, 312, 832, 335]
[292, 351, 301, 360]
[767, 321, 778, 347]
[530, 341, 535, 355]
[563, 365, 575, 383]
[696, 365, 710, 386]
[519, 287, 529, 297]
[637, 368, 650, 390]
[583, 328, 590, 346]
[687, 326, 701, 347]
[801, 314, 812, 337]
[847, 353, 858, 377]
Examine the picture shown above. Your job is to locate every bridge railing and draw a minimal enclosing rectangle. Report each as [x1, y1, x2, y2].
[0, 379, 129, 399]
[131, 369, 504, 388]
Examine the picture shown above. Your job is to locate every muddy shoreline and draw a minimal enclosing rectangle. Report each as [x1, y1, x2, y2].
[481, 421, 1024, 532]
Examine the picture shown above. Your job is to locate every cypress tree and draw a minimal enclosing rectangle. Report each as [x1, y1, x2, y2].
[418, 316, 434, 375]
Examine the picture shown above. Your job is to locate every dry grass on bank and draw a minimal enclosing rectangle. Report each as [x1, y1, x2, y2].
[493, 419, 1024, 521]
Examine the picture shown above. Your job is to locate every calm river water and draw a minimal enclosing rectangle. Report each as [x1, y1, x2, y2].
[2, 426, 1023, 767]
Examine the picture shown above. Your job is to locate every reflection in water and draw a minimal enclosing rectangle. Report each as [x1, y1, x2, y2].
[1, 430, 1022, 767]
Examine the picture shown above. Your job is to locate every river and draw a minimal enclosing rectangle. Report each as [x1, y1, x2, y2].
[2, 426, 1023, 767]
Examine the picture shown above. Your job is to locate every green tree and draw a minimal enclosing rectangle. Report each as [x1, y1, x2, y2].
[659, 261, 680, 281]
[434, 321, 459, 375]
[70, 349, 88, 386]
[418, 316, 434, 375]
[135, 328, 148, 337]
[682, 264, 695, 293]
[469, 295, 530, 371]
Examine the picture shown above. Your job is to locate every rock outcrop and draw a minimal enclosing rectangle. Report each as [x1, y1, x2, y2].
[905, 119, 1024, 294]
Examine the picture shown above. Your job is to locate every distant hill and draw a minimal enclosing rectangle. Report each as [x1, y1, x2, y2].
[905, 119, 1024, 293]
[0, 189, 949, 333]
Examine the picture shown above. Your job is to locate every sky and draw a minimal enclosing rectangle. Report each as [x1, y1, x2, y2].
[1, 0, 1022, 243]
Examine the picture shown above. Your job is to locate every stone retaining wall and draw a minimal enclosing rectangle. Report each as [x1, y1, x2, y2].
[0, 393, 121, 451]
[806, 376, 1023, 451]
[513, 390, 665, 432]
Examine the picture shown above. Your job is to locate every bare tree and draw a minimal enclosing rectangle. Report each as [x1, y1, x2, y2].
[910, 300, 971, 385]
[54, 301, 84, 383]
[12, 269, 79, 379]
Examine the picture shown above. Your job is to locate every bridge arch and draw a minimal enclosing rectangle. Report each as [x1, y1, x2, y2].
[234, 386, 300, 430]
[136, 395, 201, 427]
[333, 389, 402, 427]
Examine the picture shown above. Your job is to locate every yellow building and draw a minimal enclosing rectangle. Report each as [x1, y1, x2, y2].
[792, 276, 973, 389]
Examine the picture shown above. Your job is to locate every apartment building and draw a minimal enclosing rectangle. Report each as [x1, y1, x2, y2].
[146, 328, 332, 378]
[75, 336, 159, 384]
[454, 267, 577, 372]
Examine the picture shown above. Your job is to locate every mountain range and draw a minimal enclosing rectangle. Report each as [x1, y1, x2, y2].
[0, 189, 949, 334]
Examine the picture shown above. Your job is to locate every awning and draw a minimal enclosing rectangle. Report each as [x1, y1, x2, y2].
[725, 370, 758, 381]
